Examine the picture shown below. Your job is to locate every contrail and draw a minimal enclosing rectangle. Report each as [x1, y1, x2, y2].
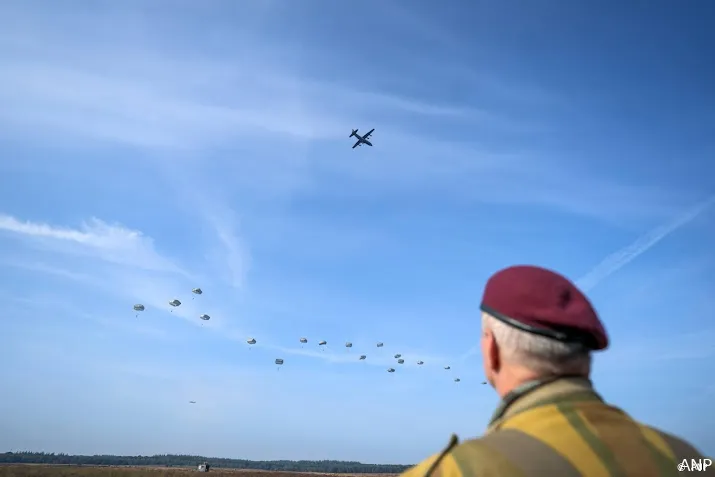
[577, 194, 715, 292]
[460, 194, 714, 364]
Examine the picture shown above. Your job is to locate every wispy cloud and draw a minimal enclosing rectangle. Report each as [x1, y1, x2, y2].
[0, 211, 459, 370]
[577, 194, 715, 292]
[0, 214, 185, 274]
[460, 195, 715, 364]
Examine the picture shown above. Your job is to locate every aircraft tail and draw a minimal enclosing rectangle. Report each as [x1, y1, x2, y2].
[350, 129, 357, 137]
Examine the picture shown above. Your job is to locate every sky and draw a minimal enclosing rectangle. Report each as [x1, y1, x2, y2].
[0, 0, 714, 465]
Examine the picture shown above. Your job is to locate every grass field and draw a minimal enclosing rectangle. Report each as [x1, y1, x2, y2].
[0, 466, 399, 477]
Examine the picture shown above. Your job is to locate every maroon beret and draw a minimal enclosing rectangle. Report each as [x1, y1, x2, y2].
[480, 265, 608, 351]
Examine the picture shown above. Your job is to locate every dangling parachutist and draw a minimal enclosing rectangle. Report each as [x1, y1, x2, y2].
[318, 340, 327, 351]
[275, 358, 284, 371]
[300, 337, 308, 348]
[168, 299, 181, 312]
[191, 288, 202, 300]
[247, 338, 256, 350]
[133, 304, 145, 318]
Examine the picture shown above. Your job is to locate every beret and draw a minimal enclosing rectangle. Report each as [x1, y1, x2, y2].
[480, 265, 608, 351]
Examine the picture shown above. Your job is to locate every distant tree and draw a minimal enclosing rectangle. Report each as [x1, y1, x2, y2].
[0, 452, 411, 473]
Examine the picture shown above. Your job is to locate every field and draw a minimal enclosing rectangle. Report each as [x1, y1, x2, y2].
[0, 466, 399, 477]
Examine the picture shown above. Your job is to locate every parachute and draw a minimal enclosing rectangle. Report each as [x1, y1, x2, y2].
[482, 381, 487, 385]
[394, 354, 401, 359]
[376, 342, 384, 347]
[345, 342, 353, 348]
[199, 314, 210, 321]
[417, 360, 424, 365]
[133, 304, 144, 317]
[300, 337, 308, 343]
[247, 338, 256, 348]
[275, 358, 284, 371]
[387, 368, 395, 373]
[318, 340, 327, 351]
[191, 288, 202, 300]
[454, 378, 461, 383]
[397, 359, 404, 364]
[168, 299, 181, 312]
[359, 355, 366, 360]
[444, 366, 451, 370]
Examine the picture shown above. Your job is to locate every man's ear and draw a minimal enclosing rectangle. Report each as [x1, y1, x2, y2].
[487, 331, 501, 374]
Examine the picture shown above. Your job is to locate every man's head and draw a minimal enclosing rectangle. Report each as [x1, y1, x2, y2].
[479, 265, 607, 397]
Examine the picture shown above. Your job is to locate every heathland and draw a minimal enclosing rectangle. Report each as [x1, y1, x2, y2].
[0, 466, 401, 477]
[0, 453, 409, 476]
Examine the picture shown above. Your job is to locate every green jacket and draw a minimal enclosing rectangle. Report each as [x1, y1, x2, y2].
[400, 377, 712, 476]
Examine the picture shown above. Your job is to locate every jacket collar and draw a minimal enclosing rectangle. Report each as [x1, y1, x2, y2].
[486, 376, 602, 433]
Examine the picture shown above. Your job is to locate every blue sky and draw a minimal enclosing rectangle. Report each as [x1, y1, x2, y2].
[1, 0, 714, 465]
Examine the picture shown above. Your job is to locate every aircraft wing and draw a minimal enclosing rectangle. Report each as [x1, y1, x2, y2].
[363, 128, 375, 139]
[352, 140, 361, 149]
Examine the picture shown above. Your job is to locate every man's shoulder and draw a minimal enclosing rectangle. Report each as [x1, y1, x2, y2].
[640, 423, 708, 460]
[398, 434, 525, 477]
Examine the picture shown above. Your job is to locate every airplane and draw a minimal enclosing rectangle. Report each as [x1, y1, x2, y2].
[349, 128, 374, 149]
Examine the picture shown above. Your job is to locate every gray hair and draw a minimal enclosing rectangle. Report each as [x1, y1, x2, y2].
[482, 312, 591, 376]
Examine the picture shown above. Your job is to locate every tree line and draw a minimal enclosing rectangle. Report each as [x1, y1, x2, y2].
[0, 452, 412, 473]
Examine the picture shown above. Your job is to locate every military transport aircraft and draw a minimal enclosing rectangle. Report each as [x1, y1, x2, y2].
[349, 128, 374, 148]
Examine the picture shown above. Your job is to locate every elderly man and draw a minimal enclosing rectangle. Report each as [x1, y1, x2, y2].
[401, 265, 711, 476]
